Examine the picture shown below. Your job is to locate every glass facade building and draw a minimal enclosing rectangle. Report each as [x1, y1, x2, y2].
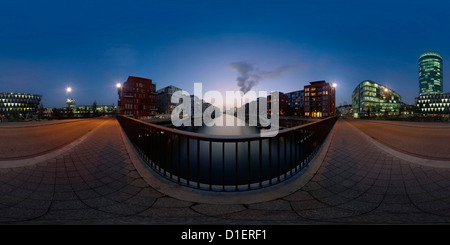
[419, 52, 443, 96]
[0, 92, 42, 116]
[352, 80, 401, 118]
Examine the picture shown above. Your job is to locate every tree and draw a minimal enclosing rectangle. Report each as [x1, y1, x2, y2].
[51, 108, 60, 119]
[38, 103, 45, 119]
[367, 107, 371, 118]
[92, 100, 98, 117]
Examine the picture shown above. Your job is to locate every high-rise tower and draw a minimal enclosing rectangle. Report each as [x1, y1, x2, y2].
[419, 52, 443, 96]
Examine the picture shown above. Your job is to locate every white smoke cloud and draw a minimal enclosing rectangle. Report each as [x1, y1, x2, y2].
[230, 61, 291, 93]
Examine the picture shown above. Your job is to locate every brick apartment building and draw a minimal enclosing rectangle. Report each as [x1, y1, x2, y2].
[304, 80, 336, 118]
[117, 76, 157, 118]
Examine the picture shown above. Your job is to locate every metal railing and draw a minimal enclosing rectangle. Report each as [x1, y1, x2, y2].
[117, 115, 337, 191]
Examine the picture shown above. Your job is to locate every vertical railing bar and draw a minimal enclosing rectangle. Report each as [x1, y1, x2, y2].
[269, 137, 272, 185]
[290, 133, 293, 176]
[248, 141, 251, 190]
[209, 141, 212, 190]
[170, 133, 173, 179]
[277, 136, 280, 182]
[284, 135, 287, 179]
[235, 141, 238, 191]
[177, 135, 180, 184]
[163, 131, 167, 177]
[187, 137, 190, 187]
[259, 138, 262, 188]
[197, 139, 200, 189]
[222, 142, 225, 191]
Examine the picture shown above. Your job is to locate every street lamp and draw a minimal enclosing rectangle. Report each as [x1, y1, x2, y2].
[66, 87, 72, 107]
[383, 87, 390, 117]
[331, 82, 337, 116]
[116, 83, 123, 115]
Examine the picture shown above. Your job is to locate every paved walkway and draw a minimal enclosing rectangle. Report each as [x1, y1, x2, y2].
[1, 118, 450, 224]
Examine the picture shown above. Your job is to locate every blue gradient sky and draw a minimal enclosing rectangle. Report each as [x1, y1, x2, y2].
[1, 0, 450, 108]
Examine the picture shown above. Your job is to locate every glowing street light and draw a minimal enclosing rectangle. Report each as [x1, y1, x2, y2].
[116, 82, 123, 115]
[66, 87, 72, 93]
[332, 82, 337, 88]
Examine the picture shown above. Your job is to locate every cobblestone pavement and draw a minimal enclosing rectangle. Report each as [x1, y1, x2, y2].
[1, 118, 450, 224]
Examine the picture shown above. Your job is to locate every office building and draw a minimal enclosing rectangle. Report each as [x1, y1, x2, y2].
[416, 93, 450, 115]
[117, 76, 157, 118]
[419, 52, 443, 96]
[352, 80, 401, 118]
[156, 85, 182, 114]
[0, 92, 42, 117]
[304, 81, 335, 118]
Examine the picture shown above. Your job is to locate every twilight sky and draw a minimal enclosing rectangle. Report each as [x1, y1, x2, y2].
[1, 0, 450, 108]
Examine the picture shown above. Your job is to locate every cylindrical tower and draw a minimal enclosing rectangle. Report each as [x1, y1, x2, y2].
[419, 52, 443, 96]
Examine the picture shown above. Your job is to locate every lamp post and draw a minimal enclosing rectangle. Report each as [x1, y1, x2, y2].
[331, 82, 337, 116]
[116, 83, 122, 115]
[66, 87, 72, 107]
[384, 87, 389, 117]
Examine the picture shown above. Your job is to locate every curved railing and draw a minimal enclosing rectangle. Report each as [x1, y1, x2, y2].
[117, 115, 337, 191]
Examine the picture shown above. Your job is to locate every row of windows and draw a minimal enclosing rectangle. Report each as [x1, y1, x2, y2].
[304, 112, 330, 117]
[0, 107, 36, 112]
[0, 93, 41, 100]
[417, 103, 450, 107]
[419, 94, 450, 99]
[421, 108, 449, 112]
[304, 106, 330, 111]
[0, 98, 40, 103]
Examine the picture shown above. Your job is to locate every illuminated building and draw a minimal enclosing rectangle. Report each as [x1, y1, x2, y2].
[0, 92, 42, 117]
[416, 93, 450, 115]
[117, 76, 157, 118]
[419, 52, 443, 96]
[304, 81, 335, 118]
[286, 90, 304, 115]
[352, 80, 401, 118]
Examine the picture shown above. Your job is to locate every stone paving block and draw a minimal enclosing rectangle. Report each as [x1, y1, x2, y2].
[336, 200, 378, 213]
[247, 199, 292, 211]
[0, 206, 47, 220]
[141, 207, 203, 218]
[291, 199, 328, 211]
[82, 196, 118, 208]
[122, 195, 157, 207]
[96, 202, 148, 215]
[75, 189, 102, 200]
[354, 192, 384, 204]
[282, 190, 314, 201]
[191, 203, 247, 216]
[152, 197, 194, 208]
[375, 202, 421, 214]
[218, 209, 300, 221]
[295, 206, 360, 221]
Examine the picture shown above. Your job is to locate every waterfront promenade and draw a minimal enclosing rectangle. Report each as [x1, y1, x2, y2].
[1, 117, 450, 224]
